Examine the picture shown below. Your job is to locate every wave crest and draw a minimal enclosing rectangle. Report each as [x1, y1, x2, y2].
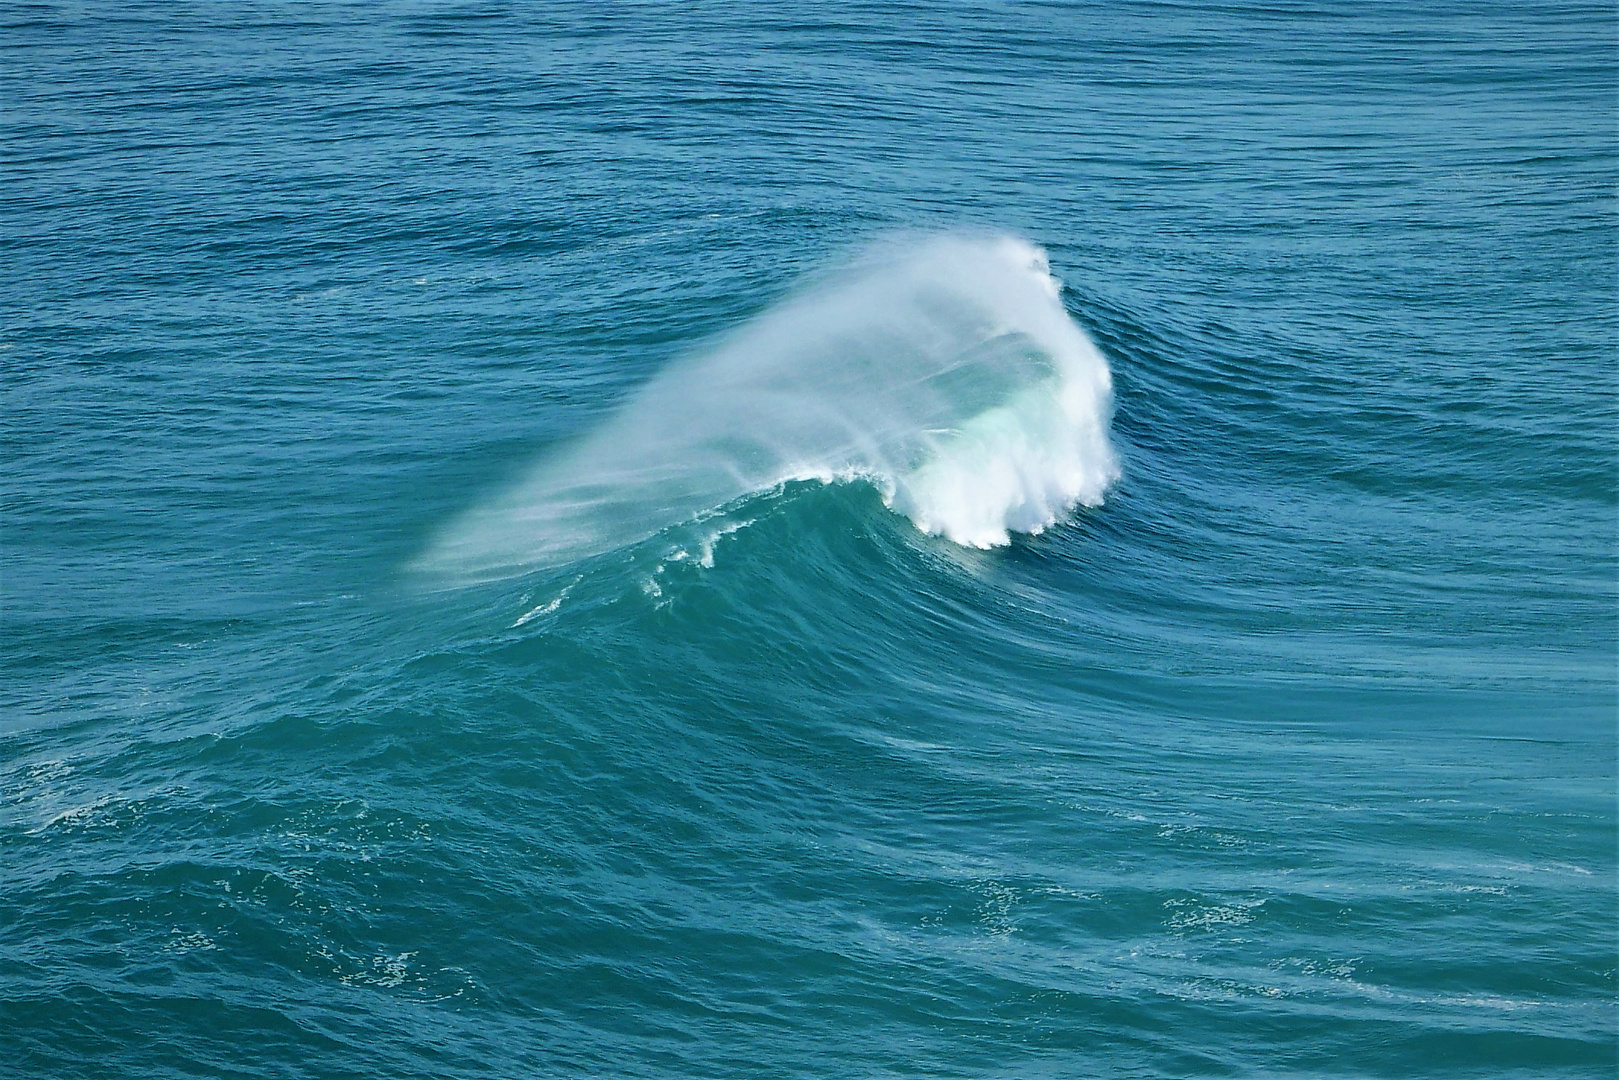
[419, 233, 1119, 582]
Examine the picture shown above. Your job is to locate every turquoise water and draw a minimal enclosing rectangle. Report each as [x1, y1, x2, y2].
[4, 2, 1615, 1076]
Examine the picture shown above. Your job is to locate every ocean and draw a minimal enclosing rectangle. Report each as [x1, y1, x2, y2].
[3, 2, 1615, 1076]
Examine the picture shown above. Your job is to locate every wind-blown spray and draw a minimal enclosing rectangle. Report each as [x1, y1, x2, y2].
[420, 233, 1119, 583]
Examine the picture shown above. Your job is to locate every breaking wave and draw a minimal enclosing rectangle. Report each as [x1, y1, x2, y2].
[419, 233, 1120, 583]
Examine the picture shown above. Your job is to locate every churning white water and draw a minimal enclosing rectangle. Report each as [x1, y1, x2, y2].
[420, 233, 1119, 582]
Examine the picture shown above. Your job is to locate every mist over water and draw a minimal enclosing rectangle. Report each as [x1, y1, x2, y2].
[421, 234, 1119, 582]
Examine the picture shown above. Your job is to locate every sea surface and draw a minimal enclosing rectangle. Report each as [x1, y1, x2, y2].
[3, 2, 1615, 1077]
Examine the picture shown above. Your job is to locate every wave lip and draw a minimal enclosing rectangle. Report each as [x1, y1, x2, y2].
[419, 232, 1120, 582]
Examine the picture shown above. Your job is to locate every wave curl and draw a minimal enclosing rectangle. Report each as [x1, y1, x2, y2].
[419, 233, 1119, 582]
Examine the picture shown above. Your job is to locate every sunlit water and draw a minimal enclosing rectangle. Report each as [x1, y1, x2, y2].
[4, 3, 1615, 1077]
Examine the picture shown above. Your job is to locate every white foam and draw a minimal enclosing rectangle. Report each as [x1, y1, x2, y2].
[513, 593, 564, 626]
[419, 232, 1119, 582]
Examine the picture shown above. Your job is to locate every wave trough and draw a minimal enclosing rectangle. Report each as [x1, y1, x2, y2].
[420, 234, 1119, 582]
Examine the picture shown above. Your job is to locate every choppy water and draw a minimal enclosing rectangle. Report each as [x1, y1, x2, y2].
[4, 2, 1615, 1077]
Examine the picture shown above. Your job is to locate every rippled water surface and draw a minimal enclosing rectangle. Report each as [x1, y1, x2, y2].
[4, 2, 1615, 1077]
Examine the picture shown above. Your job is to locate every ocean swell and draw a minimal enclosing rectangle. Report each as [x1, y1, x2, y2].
[419, 233, 1120, 582]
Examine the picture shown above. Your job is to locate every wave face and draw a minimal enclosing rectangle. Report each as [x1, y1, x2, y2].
[420, 235, 1118, 581]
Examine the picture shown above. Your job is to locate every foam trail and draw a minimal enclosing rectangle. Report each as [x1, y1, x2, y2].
[419, 233, 1119, 583]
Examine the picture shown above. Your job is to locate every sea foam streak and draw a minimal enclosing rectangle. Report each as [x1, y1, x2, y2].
[420, 234, 1119, 582]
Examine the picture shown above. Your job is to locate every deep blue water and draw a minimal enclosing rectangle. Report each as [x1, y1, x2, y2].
[3, 2, 1616, 1077]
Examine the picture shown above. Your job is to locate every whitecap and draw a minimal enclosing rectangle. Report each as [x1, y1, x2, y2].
[418, 232, 1119, 583]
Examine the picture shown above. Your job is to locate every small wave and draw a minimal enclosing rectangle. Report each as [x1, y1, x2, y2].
[418, 232, 1119, 583]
